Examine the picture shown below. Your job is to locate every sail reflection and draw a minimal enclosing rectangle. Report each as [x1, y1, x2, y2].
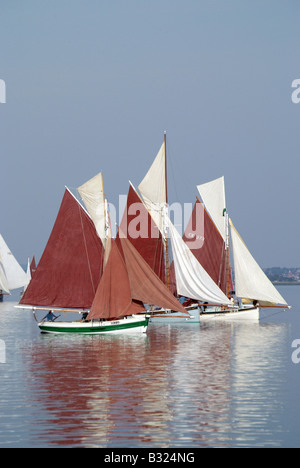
[229, 321, 288, 447]
[22, 320, 288, 448]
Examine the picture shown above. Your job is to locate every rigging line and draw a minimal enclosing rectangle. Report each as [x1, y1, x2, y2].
[259, 308, 289, 322]
[218, 242, 226, 289]
[78, 203, 97, 296]
[156, 236, 165, 282]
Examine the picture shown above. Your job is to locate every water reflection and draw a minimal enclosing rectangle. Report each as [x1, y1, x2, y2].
[230, 322, 288, 447]
[18, 318, 288, 448]
[0, 302, 289, 448]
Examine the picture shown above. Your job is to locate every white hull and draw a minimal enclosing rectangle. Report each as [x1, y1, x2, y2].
[150, 306, 260, 323]
[149, 311, 199, 323]
[199, 306, 260, 321]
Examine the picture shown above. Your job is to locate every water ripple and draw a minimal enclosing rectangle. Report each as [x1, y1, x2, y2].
[0, 299, 295, 448]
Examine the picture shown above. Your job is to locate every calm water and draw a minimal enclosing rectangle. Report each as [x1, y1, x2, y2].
[0, 286, 299, 448]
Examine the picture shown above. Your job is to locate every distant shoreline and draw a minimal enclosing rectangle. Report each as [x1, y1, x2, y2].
[272, 281, 300, 286]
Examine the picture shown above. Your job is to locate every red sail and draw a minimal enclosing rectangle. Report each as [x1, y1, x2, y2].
[116, 185, 166, 284]
[20, 189, 104, 309]
[30, 256, 37, 277]
[120, 237, 187, 314]
[183, 199, 227, 295]
[88, 241, 145, 320]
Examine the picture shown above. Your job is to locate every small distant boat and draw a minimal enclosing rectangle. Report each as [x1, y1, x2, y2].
[0, 234, 29, 302]
[18, 174, 185, 334]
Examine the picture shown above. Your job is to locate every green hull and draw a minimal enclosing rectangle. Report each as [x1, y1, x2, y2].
[38, 316, 149, 335]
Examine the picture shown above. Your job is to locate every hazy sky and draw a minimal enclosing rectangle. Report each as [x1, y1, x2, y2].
[0, 0, 299, 268]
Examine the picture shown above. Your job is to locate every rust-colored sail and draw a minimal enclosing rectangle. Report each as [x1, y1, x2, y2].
[183, 199, 227, 295]
[119, 236, 187, 314]
[20, 189, 104, 309]
[89, 237, 186, 321]
[116, 184, 166, 283]
[30, 256, 37, 277]
[88, 241, 145, 320]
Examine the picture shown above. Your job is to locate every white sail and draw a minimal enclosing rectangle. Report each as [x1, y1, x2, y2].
[168, 220, 232, 305]
[78, 172, 107, 247]
[229, 219, 287, 306]
[24, 257, 32, 291]
[0, 235, 28, 290]
[138, 142, 167, 236]
[0, 257, 10, 293]
[197, 176, 227, 242]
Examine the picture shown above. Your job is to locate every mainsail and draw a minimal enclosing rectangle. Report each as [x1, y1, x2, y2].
[183, 199, 227, 295]
[119, 236, 187, 314]
[169, 220, 232, 305]
[138, 141, 167, 237]
[229, 219, 287, 306]
[117, 184, 166, 283]
[0, 234, 28, 291]
[0, 257, 10, 293]
[88, 241, 146, 320]
[78, 172, 107, 247]
[88, 239, 186, 321]
[20, 189, 104, 309]
[197, 176, 227, 242]
[30, 256, 37, 277]
[137, 135, 171, 288]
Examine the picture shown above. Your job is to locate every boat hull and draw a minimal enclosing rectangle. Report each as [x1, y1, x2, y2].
[200, 306, 259, 321]
[150, 306, 260, 323]
[149, 311, 199, 323]
[38, 315, 149, 335]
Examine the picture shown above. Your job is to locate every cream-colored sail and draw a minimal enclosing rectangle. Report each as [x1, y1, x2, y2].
[78, 172, 107, 247]
[0, 257, 10, 293]
[138, 142, 167, 236]
[23, 257, 32, 291]
[168, 220, 232, 305]
[0, 235, 28, 291]
[197, 176, 227, 242]
[229, 219, 287, 306]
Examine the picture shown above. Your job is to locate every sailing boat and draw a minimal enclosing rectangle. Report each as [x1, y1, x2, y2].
[136, 136, 289, 321]
[192, 176, 289, 319]
[0, 234, 29, 302]
[134, 134, 231, 322]
[18, 174, 185, 334]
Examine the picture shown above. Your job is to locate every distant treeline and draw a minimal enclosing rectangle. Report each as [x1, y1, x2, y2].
[263, 267, 300, 283]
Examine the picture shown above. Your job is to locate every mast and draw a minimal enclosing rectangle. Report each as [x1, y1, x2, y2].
[164, 131, 170, 289]
[100, 171, 109, 245]
[225, 211, 230, 298]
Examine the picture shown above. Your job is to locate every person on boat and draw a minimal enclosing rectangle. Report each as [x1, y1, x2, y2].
[179, 296, 186, 305]
[43, 311, 58, 322]
[80, 312, 89, 322]
[182, 297, 194, 308]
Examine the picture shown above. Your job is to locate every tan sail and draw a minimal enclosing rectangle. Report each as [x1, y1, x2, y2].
[78, 172, 107, 247]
